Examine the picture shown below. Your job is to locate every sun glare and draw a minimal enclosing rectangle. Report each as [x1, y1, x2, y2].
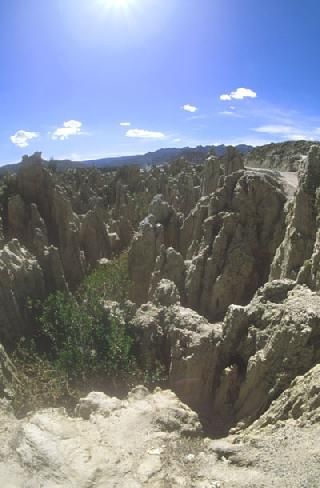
[104, 0, 133, 9]
[96, 0, 138, 27]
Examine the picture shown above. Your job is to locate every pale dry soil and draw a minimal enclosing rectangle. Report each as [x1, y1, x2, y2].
[280, 171, 299, 196]
[0, 389, 319, 487]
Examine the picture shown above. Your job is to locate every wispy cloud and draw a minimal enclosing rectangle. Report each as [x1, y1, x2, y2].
[217, 97, 320, 142]
[10, 130, 39, 148]
[254, 125, 295, 135]
[126, 128, 166, 139]
[253, 123, 320, 141]
[237, 101, 299, 126]
[52, 120, 83, 140]
[220, 88, 257, 101]
[219, 111, 242, 117]
[187, 113, 208, 121]
[120, 122, 131, 126]
[182, 104, 198, 113]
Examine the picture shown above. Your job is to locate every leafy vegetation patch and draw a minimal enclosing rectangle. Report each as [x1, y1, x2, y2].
[11, 253, 168, 416]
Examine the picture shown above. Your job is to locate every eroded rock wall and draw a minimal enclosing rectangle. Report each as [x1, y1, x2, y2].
[270, 145, 320, 281]
[0, 240, 45, 345]
[130, 166, 287, 321]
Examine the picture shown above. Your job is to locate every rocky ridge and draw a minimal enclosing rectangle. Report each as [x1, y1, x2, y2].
[244, 140, 320, 171]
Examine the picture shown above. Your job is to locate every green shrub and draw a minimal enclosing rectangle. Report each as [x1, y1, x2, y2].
[80, 252, 130, 304]
[39, 295, 134, 382]
[11, 252, 168, 415]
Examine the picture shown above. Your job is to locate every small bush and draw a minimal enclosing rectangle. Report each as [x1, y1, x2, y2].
[39, 287, 134, 381]
[11, 252, 168, 415]
[80, 252, 130, 304]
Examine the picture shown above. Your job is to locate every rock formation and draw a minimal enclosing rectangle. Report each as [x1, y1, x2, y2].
[270, 145, 320, 281]
[132, 282, 221, 416]
[79, 209, 112, 267]
[129, 277, 320, 434]
[212, 280, 320, 429]
[130, 166, 287, 321]
[0, 240, 45, 345]
[244, 363, 320, 431]
[1, 141, 320, 486]
[245, 140, 319, 171]
[0, 343, 16, 399]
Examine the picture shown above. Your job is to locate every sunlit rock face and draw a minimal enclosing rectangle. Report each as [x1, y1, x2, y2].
[16, 156, 86, 289]
[130, 277, 320, 434]
[131, 283, 222, 416]
[184, 168, 286, 321]
[131, 166, 287, 321]
[212, 280, 320, 428]
[244, 140, 318, 171]
[271, 145, 320, 285]
[8, 194, 48, 255]
[79, 208, 112, 267]
[128, 195, 183, 305]
[1, 154, 121, 298]
[243, 363, 320, 433]
[0, 240, 45, 345]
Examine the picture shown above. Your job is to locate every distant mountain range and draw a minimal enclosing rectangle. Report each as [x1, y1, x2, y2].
[0, 144, 253, 175]
[80, 144, 253, 169]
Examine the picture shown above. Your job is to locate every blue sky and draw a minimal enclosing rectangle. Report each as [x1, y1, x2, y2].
[1, 0, 320, 165]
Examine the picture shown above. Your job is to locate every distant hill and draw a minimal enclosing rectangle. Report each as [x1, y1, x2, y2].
[80, 144, 253, 169]
[0, 144, 253, 176]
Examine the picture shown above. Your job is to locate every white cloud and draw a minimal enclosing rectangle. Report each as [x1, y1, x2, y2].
[120, 122, 131, 126]
[173, 138, 182, 143]
[254, 125, 297, 135]
[52, 120, 83, 140]
[220, 88, 257, 101]
[126, 128, 166, 139]
[10, 130, 39, 148]
[182, 104, 198, 113]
